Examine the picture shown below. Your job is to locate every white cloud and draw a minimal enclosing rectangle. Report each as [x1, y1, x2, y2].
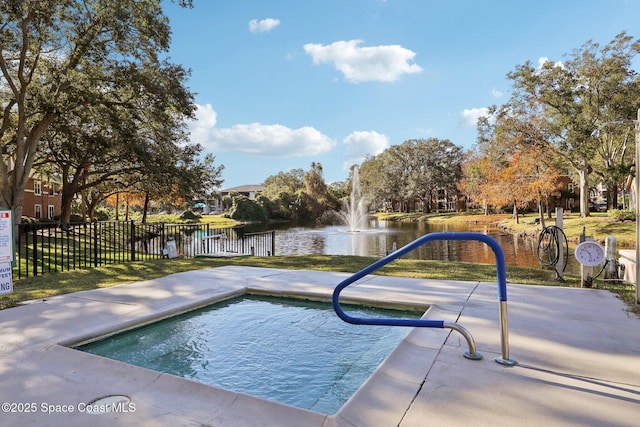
[303, 39, 423, 83]
[491, 87, 503, 98]
[538, 56, 564, 69]
[249, 18, 280, 33]
[342, 131, 389, 168]
[186, 103, 218, 146]
[186, 104, 334, 157]
[210, 123, 335, 157]
[460, 107, 489, 128]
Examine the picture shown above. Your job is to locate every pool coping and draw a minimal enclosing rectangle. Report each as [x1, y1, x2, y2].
[1, 266, 462, 426]
[0, 265, 639, 426]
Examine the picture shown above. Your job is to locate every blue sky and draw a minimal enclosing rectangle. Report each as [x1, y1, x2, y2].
[162, 0, 640, 189]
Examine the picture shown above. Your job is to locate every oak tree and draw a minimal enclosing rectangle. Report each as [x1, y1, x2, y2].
[0, 0, 193, 223]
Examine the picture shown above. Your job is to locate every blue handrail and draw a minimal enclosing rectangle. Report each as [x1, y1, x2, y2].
[332, 231, 516, 365]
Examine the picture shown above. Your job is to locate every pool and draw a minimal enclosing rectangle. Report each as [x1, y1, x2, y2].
[76, 295, 420, 414]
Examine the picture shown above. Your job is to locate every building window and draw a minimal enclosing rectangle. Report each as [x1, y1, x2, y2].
[34, 204, 42, 219]
[48, 205, 55, 219]
[34, 180, 42, 196]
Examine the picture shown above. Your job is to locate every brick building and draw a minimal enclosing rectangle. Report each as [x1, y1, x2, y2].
[21, 176, 63, 220]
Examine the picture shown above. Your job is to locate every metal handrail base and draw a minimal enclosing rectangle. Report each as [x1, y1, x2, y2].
[444, 321, 482, 360]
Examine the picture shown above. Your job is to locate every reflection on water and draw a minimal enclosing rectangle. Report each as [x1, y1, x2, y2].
[252, 218, 577, 273]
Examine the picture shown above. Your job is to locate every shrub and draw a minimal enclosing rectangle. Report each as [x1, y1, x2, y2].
[228, 196, 268, 222]
[20, 216, 40, 225]
[179, 210, 202, 222]
[69, 214, 85, 223]
[607, 209, 635, 221]
[94, 208, 112, 221]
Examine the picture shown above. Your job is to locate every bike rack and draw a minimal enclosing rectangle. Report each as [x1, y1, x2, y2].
[332, 231, 517, 366]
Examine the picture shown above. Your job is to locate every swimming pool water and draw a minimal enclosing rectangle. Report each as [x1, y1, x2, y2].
[77, 295, 420, 414]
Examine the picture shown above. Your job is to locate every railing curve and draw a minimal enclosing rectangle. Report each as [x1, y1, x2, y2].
[332, 231, 516, 365]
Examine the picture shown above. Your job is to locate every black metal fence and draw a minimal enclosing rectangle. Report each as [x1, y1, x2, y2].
[15, 221, 275, 279]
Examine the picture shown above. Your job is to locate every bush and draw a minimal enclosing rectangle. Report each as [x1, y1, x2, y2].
[20, 216, 40, 225]
[94, 208, 112, 221]
[179, 210, 202, 222]
[608, 209, 635, 221]
[228, 196, 268, 222]
[69, 214, 85, 223]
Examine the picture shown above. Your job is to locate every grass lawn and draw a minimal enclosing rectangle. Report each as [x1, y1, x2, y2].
[3, 211, 636, 314]
[376, 211, 636, 247]
[142, 213, 238, 226]
[3, 255, 637, 315]
[495, 212, 637, 247]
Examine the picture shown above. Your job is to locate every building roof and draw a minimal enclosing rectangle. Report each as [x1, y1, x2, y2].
[220, 185, 264, 194]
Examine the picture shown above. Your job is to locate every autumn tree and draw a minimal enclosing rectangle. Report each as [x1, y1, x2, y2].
[474, 108, 564, 224]
[105, 188, 145, 221]
[481, 149, 560, 225]
[497, 32, 640, 217]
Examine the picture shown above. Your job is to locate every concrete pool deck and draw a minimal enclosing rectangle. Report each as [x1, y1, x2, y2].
[0, 265, 638, 426]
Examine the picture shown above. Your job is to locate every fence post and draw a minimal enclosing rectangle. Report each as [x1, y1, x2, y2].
[83, 222, 88, 269]
[93, 222, 99, 268]
[31, 223, 38, 277]
[130, 220, 136, 261]
[17, 224, 22, 279]
[271, 230, 275, 256]
[160, 223, 165, 258]
[205, 223, 210, 254]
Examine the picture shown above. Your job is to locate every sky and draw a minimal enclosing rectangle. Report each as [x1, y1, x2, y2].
[161, 0, 640, 190]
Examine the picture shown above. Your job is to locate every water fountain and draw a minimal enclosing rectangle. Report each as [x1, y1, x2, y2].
[338, 167, 369, 232]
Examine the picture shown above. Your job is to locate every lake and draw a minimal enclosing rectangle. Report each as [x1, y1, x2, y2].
[247, 218, 579, 273]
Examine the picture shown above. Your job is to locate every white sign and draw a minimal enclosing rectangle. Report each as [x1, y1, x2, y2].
[0, 263, 12, 295]
[0, 210, 13, 263]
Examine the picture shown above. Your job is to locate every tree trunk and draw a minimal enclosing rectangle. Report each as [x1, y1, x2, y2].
[142, 191, 150, 223]
[87, 197, 100, 221]
[10, 186, 24, 228]
[607, 180, 618, 210]
[115, 191, 120, 220]
[578, 167, 590, 218]
[60, 185, 78, 223]
[3, 119, 55, 226]
[537, 199, 546, 229]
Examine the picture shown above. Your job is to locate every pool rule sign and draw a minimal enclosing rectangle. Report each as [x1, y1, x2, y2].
[0, 209, 14, 295]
